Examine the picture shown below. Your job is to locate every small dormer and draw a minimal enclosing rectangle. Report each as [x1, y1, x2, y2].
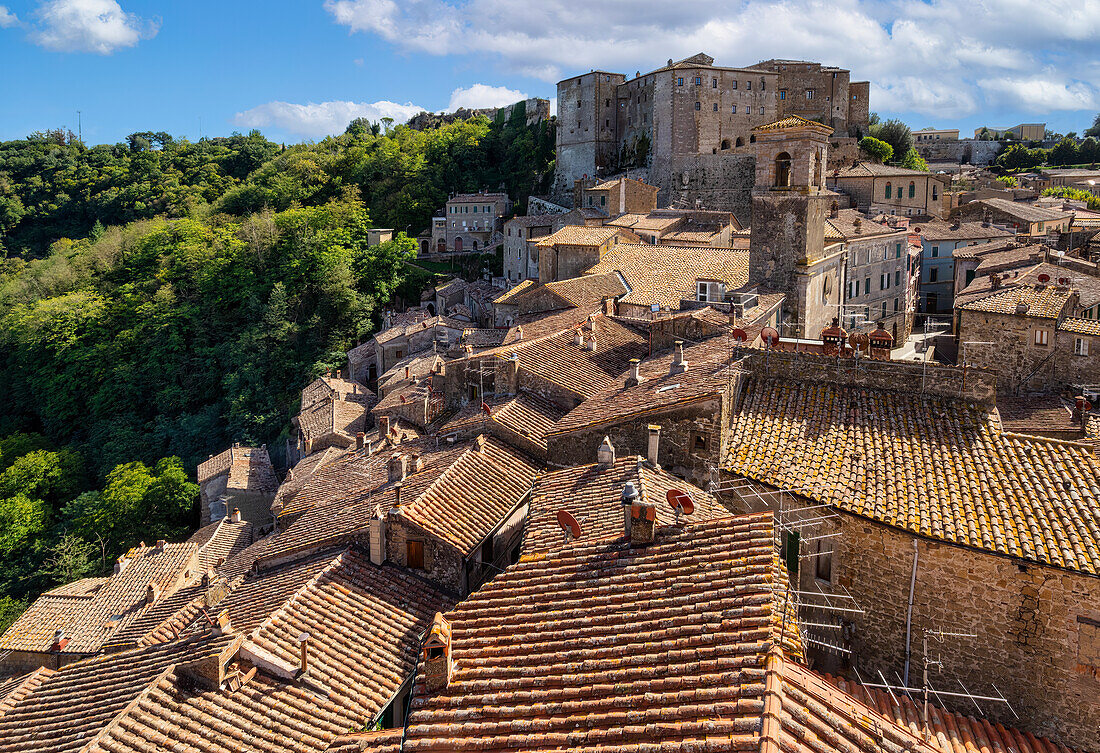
[422, 612, 453, 692]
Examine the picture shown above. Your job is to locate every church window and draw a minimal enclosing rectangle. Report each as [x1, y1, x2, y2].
[774, 152, 792, 188]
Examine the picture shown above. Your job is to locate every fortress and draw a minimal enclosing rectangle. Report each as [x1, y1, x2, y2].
[553, 54, 870, 223]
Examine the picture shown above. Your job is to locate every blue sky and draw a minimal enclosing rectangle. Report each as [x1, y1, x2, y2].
[1, 0, 1098, 145]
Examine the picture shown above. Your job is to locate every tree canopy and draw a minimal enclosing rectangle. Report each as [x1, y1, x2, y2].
[858, 137, 893, 163]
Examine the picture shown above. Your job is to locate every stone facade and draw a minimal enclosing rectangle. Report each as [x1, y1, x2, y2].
[746, 60, 870, 136]
[443, 192, 512, 253]
[580, 177, 659, 216]
[841, 224, 914, 341]
[749, 503, 1100, 751]
[385, 513, 464, 595]
[827, 167, 952, 219]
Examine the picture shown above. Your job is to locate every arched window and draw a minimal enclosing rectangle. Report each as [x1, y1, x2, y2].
[908, 181, 916, 198]
[932, 184, 939, 200]
[735, 137, 744, 147]
[720, 139, 730, 150]
[472, 239, 478, 250]
[774, 151, 792, 188]
[749, 135, 756, 143]
[885, 182, 892, 199]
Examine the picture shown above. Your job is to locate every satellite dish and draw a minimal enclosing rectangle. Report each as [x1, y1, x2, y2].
[556, 509, 582, 541]
[760, 327, 780, 348]
[1037, 273, 1050, 283]
[731, 328, 748, 344]
[666, 489, 695, 516]
[481, 401, 492, 416]
[1076, 398, 1093, 413]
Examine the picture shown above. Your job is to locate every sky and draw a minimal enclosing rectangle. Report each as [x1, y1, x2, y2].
[0, 0, 1098, 145]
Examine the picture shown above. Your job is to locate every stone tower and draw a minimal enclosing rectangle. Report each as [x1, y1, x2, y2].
[747, 116, 844, 338]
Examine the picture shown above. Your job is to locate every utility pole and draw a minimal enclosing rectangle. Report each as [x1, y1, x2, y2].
[77, 111, 82, 144]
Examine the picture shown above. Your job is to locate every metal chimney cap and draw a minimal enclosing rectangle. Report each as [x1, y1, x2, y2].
[621, 481, 640, 504]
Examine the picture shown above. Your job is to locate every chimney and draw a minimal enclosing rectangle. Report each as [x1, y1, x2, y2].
[155, 539, 166, 551]
[146, 583, 160, 605]
[990, 272, 1001, 289]
[597, 436, 616, 466]
[647, 425, 661, 468]
[394, 483, 403, 507]
[213, 609, 232, 636]
[412, 454, 425, 472]
[369, 505, 387, 566]
[630, 499, 657, 545]
[1015, 302, 1029, 315]
[388, 454, 408, 482]
[621, 480, 640, 538]
[379, 415, 391, 439]
[586, 334, 597, 351]
[574, 331, 585, 348]
[304, 438, 314, 455]
[670, 341, 688, 375]
[625, 358, 643, 387]
[829, 202, 839, 219]
[853, 217, 862, 231]
[356, 431, 365, 450]
[422, 613, 453, 692]
[50, 629, 69, 652]
[364, 439, 373, 455]
[230, 508, 242, 524]
[297, 632, 310, 674]
[515, 325, 523, 340]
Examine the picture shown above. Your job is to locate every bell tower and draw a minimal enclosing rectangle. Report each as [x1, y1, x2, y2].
[747, 116, 843, 338]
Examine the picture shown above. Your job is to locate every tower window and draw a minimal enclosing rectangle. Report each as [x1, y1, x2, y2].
[695, 101, 701, 111]
[713, 103, 718, 111]
[774, 152, 792, 188]
[678, 77, 684, 86]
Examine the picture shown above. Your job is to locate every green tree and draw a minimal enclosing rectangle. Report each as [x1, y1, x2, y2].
[859, 136, 893, 163]
[0, 596, 26, 634]
[870, 119, 913, 163]
[1079, 137, 1099, 164]
[1050, 137, 1079, 166]
[899, 148, 928, 172]
[1085, 113, 1100, 138]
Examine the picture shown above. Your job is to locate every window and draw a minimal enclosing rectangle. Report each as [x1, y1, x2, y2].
[894, 297, 900, 312]
[965, 269, 976, 285]
[880, 273, 888, 290]
[694, 76, 701, 85]
[576, 100, 581, 108]
[407, 540, 425, 570]
[896, 243, 902, 258]
[814, 537, 832, 582]
[677, 77, 684, 86]
[746, 81, 752, 90]
[712, 78, 717, 88]
[605, 98, 610, 107]
[1034, 329, 1049, 347]
[931, 245, 939, 258]
[713, 103, 719, 111]
[695, 101, 701, 111]
[1074, 337, 1089, 356]
[600, 196, 606, 206]
[847, 281, 853, 299]
[692, 433, 708, 453]
[731, 105, 737, 114]
[774, 152, 792, 188]
[929, 267, 938, 282]
[864, 277, 871, 293]
[760, 107, 765, 115]
[894, 270, 901, 286]
[806, 89, 815, 99]
[909, 181, 916, 198]
[885, 182, 892, 200]
[881, 301, 888, 318]
[780, 90, 786, 100]
[932, 184, 939, 200]
[732, 80, 737, 90]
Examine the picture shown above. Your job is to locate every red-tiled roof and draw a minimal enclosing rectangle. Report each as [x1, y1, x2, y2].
[524, 455, 728, 555]
[586, 243, 749, 309]
[197, 445, 277, 493]
[297, 396, 371, 443]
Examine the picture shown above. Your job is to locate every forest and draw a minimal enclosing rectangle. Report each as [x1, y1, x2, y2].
[0, 104, 556, 628]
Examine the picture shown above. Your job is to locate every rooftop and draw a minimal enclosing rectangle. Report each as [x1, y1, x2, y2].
[585, 243, 749, 309]
[535, 225, 622, 247]
[196, 445, 277, 493]
[913, 218, 1013, 242]
[968, 197, 1073, 224]
[959, 282, 1073, 319]
[832, 161, 948, 180]
[725, 377, 1100, 575]
[753, 114, 835, 134]
[296, 394, 372, 443]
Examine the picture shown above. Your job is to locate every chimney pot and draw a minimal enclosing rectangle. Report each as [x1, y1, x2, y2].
[297, 632, 310, 674]
[630, 500, 657, 545]
[356, 431, 366, 450]
[670, 341, 688, 375]
[155, 539, 166, 551]
[515, 325, 523, 340]
[621, 480, 640, 537]
[389, 453, 408, 482]
[647, 424, 662, 468]
[586, 334, 597, 351]
[626, 358, 643, 387]
[574, 331, 584, 348]
[213, 609, 232, 636]
[597, 436, 616, 466]
[230, 508, 242, 524]
[379, 415, 391, 440]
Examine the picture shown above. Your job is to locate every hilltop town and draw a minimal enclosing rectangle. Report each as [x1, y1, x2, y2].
[1, 52, 1099, 753]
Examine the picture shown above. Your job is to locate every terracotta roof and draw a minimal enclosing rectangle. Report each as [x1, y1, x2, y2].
[490, 313, 649, 399]
[493, 279, 536, 305]
[826, 209, 905, 240]
[273, 446, 348, 518]
[996, 395, 1080, 436]
[822, 673, 1087, 753]
[914, 219, 1012, 242]
[504, 214, 556, 229]
[725, 378, 1100, 575]
[973, 244, 1045, 272]
[0, 543, 199, 655]
[524, 455, 728, 555]
[586, 243, 749, 309]
[542, 272, 629, 309]
[0, 667, 53, 716]
[1060, 317, 1100, 336]
[375, 315, 464, 345]
[301, 375, 373, 409]
[197, 446, 277, 494]
[378, 352, 444, 393]
[832, 161, 946, 179]
[589, 177, 657, 192]
[959, 283, 1072, 318]
[968, 198, 1073, 223]
[297, 396, 371, 443]
[448, 192, 508, 203]
[460, 328, 508, 348]
[189, 518, 255, 570]
[41, 577, 109, 597]
[433, 393, 567, 452]
[390, 514, 805, 753]
[371, 374, 441, 419]
[604, 213, 680, 232]
[551, 337, 737, 434]
[754, 114, 834, 133]
[535, 225, 621, 247]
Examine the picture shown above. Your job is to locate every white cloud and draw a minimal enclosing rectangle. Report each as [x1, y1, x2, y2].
[324, 0, 1100, 118]
[234, 99, 425, 139]
[0, 5, 18, 27]
[32, 0, 157, 54]
[448, 84, 527, 111]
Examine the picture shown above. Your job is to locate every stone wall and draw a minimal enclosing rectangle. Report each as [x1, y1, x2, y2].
[957, 309, 1059, 395]
[915, 139, 1003, 166]
[545, 394, 728, 486]
[385, 514, 464, 595]
[736, 349, 997, 404]
[647, 153, 756, 224]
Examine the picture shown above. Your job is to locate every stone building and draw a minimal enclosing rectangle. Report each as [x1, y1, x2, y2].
[745, 115, 845, 338]
[955, 263, 1100, 394]
[535, 225, 629, 282]
[950, 238, 1047, 304]
[975, 122, 1045, 141]
[604, 207, 741, 246]
[720, 350, 1100, 750]
[577, 176, 659, 216]
[829, 209, 914, 341]
[197, 444, 278, 524]
[827, 162, 952, 218]
[746, 59, 870, 136]
[442, 191, 511, 253]
[913, 218, 1013, 315]
[955, 197, 1073, 237]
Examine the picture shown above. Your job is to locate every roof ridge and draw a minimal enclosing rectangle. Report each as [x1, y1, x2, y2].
[76, 663, 177, 753]
[251, 549, 350, 640]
